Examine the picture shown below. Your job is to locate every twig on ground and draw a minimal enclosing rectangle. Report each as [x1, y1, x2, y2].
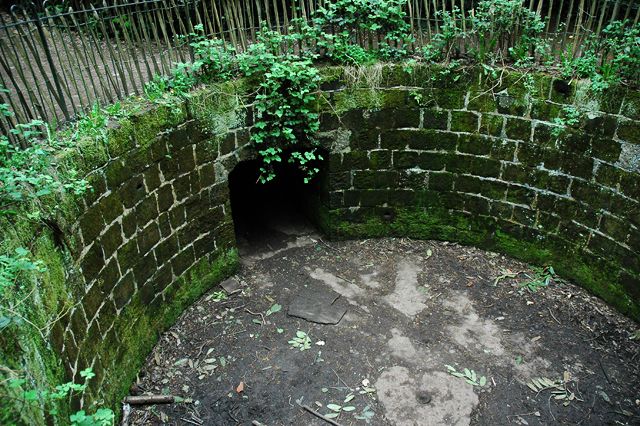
[548, 307, 562, 325]
[245, 308, 265, 325]
[252, 421, 267, 426]
[298, 402, 344, 426]
[123, 395, 175, 405]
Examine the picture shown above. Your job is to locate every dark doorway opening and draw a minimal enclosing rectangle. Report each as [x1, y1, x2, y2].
[228, 158, 322, 256]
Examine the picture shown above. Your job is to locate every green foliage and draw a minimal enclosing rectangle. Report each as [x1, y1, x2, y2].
[445, 365, 487, 387]
[562, 20, 639, 92]
[252, 58, 322, 183]
[7, 368, 114, 425]
[519, 265, 559, 293]
[312, 0, 413, 64]
[288, 330, 312, 351]
[1, 109, 89, 216]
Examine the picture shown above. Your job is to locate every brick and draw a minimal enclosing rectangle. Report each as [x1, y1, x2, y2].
[450, 111, 479, 133]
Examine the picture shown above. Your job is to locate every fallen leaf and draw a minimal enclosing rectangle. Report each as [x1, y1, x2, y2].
[236, 381, 244, 393]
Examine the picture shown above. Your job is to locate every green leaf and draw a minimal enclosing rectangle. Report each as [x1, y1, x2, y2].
[327, 403, 342, 412]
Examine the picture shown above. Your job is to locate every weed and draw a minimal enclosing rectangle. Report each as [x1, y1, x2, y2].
[288, 330, 312, 351]
[445, 365, 487, 387]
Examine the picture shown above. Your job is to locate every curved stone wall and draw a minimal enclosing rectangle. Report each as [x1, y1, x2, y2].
[1, 65, 638, 423]
[317, 65, 640, 320]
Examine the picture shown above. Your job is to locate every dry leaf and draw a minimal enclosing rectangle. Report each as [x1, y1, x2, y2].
[236, 381, 245, 393]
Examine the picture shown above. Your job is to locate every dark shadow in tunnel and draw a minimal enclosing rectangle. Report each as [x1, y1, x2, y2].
[228, 157, 323, 257]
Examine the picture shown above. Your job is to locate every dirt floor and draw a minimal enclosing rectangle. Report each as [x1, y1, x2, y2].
[125, 219, 640, 426]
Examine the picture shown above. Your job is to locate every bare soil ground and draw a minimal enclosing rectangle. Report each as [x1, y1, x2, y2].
[125, 222, 640, 426]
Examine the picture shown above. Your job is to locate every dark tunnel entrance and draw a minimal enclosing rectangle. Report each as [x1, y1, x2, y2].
[228, 158, 323, 256]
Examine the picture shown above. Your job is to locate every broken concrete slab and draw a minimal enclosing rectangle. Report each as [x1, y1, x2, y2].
[287, 285, 348, 324]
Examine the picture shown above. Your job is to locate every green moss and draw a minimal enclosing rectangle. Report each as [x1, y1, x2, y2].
[322, 206, 640, 320]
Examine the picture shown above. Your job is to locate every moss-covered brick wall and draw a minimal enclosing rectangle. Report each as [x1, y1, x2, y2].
[0, 81, 252, 424]
[316, 64, 640, 321]
[2, 64, 639, 424]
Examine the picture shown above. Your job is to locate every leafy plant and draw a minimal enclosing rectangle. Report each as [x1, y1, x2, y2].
[519, 266, 557, 293]
[325, 393, 357, 419]
[265, 303, 282, 316]
[8, 368, 114, 425]
[251, 58, 322, 183]
[288, 330, 312, 351]
[525, 374, 580, 407]
[445, 365, 487, 387]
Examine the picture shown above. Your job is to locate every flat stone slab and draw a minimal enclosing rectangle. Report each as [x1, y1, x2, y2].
[288, 285, 348, 324]
[220, 277, 242, 295]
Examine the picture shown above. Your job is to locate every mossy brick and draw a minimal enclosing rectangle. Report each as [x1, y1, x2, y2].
[393, 129, 458, 151]
[209, 184, 228, 205]
[583, 115, 617, 138]
[198, 163, 216, 189]
[496, 93, 528, 116]
[595, 163, 622, 188]
[505, 118, 531, 141]
[133, 251, 157, 285]
[617, 119, 640, 144]
[159, 157, 180, 181]
[423, 109, 448, 130]
[468, 92, 497, 112]
[155, 234, 179, 265]
[381, 89, 408, 108]
[329, 172, 351, 191]
[434, 90, 465, 109]
[428, 172, 454, 191]
[479, 114, 503, 136]
[175, 146, 196, 174]
[620, 172, 640, 200]
[571, 181, 612, 210]
[84, 172, 107, 206]
[490, 140, 516, 161]
[341, 151, 370, 170]
[138, 222, 161, 254]
[194, 232, 217, 258]
[417, 152, 449, 171]
[536, 211, 561, 232]
[319, 113, 341, 132]
[398, 170, 427, 190]
[555, 131, 590, 154]
[105, 159, 128, 190]
[369, 150, 392, 169]
[505, 185, 536, 206]
[600, 214, 630, 242]
[359, 190, 390, 206]
[445, 153, 473, 173]
[143, 166, 162, 192]
[100, 223, 123, 259]
[468, 157, 501, 178]
[353, 170, 398, 189]
[591, 137, 621, 162]
[533, 122, 556, 146]
[350, 128, 380, 150]
[620, 272, 640, 301]
[79, 207, 106, 243]
[517, 143, 544, 165]
[450, 111, 479, 133]
[458, 134, 491, 155]
[455, 175, 483, 193]
[157, 212, 172, 238]
[81, 243, 105, 279]
[464, 194, 491, 215]
[69, 308, 88, 343]
[629, 228, 640, 253]
[392, 107, 420, 128]
[200, 206, 226, 229]
[393, 151, 420, 169]
[172, 246, 196, 277]
[558, 155, 594, 180]
[512, 206, 536, 227]
[152, 263, 174, 294]
[157, 185, 175, 213]
[122, 213, 137, 238]
[117, 239, 139, 273]
[98, 191, 124, 225]
[135, 195, 159, 226]
[530, 99, 562, 121]
[118, 175, 145, 209]
[388, 190, 416, 206]
[83, 280, 108, 321]
[621, 90, 640, 120]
